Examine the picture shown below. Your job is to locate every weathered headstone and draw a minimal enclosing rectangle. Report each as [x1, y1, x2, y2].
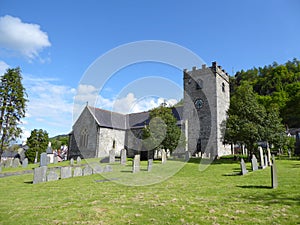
[271, 155, 278, 188]
[61, 167, 72, 179]
[120, 149, 127, 165]
[109, 149, 115, 163]
[240, 158, 248, 175]
[132, 154, 140, 173]
[147, 159, 153, 172]
[12, 158, 20, 168]
[34, 151, 38, 164]
[73, 167, 83, 177]
[33, 166, 47, 184]
[83, 166, 93, 176]
[185, 151, 190, 161]
[76, 156, 81, 165]
[4, 159, 12, 168]
[251, 155, 258, 171]
[104, 165, 113, 172]
[22, 158, 28, 168]
[161, 149, 167, 164]
[93, 164, 103, 174]
[53, 156, 58, 164]
[258, 147, 265, 169]
[47, 171, 59, 181]
[70, 158, 74, 166]
[40, 152, 48, 167]
[264, 154, 268, 168]
[267, 148, 272, 166]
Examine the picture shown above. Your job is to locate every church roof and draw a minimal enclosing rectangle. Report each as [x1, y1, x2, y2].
[87, 105, 183, 130]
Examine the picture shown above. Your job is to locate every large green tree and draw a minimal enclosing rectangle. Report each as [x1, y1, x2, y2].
[0, 67, 27, 158]
[142, 105, 183, 154]
[25, 129, 49, 163]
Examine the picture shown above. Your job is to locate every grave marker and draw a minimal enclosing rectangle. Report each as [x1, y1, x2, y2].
[120, 149, 127, 165]
[47, 171, 59, 181]
[76, 156, 81, 165]
[251, 155, 258, 171]
[22, 158, 28, 168]
[147, 159, 153, 172]
[161, 149, 167, 164]
[12, 158, 20, 168]
[70, 158, 74, 166]
[61, 167, 72, 179]
[240, 158, 248, 175]
[33, 166, 47, 184]
[132, 154, 140, 173]
[83, 166, 93, 176]
[40, 153, 48, 167]
[109, 149, 115, 163]
[264, 154, 268, 168]
[73, 167, 83, 177]
[267, 148, 272, 166]
[53, 156, 58, 164]
[271, 155, 278, 188]
[258, 147, 265, 169]
[93, 164, 103, 174]
[34, 151, 38, 164]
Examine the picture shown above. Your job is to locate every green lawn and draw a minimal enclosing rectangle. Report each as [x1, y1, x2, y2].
[0, 158, 299, 224]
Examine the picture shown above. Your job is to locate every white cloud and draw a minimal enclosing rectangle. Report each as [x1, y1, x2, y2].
[0, 60, 9, 75]
[0, 15, 51, 60]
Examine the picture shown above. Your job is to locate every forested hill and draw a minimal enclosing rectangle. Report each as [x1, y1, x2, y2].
[230, 58, 300, 128]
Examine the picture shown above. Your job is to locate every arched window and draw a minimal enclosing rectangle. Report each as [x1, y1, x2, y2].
[222, 82, 225, 92]
[80, 128, 88, 147]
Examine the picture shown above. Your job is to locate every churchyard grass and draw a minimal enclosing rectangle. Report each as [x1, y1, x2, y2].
[0, 158, 299, 224]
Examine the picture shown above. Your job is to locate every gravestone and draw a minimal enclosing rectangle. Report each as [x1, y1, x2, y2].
[12, 158, 20, 168]
[40, 153, 48, 167]
[22, 158, 28, 168]
[147, 159, 153, 172]
[47, 156, 51, 164]
[251, 155, 258, 171]
[83, 166, 93, 176]
[271, 155, 278, 188]
[109, 149, 115, 163]
[240, 158, 248, 175]
[61, 167, 72, 179]
[120, 149, 127, 165]
[70, 158, 74, 166]
[264, 154, 268, 168]
[267, 148, 272, 166]
[53, 156, 58, 164]
[132, 154, 140, 173]
[34, 151, 38, 164]
[104, 165, 113, 172]
[258, 147, 265, 169]
[76, 156, 81, 165]
[73, 167, 83, 177]
[161, 149, 167, 164]
[93, 164, 103, 174]
[47, 171, 59, 181]
[185, 151, 190, 161]
[33, 166, 47, 184]
[4, 159, 12, 168]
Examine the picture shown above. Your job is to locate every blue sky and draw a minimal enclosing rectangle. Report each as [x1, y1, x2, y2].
[0, 0, 299, 140]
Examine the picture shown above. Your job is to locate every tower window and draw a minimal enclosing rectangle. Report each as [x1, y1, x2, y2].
[222, 83, 225, 92]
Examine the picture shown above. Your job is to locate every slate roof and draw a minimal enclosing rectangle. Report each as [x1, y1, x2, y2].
[88, 105, 183, 130]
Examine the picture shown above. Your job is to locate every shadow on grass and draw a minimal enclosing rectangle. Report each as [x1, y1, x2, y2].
[237, 185, 272, 189]
[222, 172, 241, 176]
[24, 181, 33, 184]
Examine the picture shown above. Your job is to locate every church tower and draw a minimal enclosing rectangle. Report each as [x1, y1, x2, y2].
[183, 62, 230, 157]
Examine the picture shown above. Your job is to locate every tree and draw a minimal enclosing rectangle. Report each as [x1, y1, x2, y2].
[0, 67, 27, 159]
[142, 105, 183, 154]
[224, 82, 266, 155]
[25, 129, 49, 163]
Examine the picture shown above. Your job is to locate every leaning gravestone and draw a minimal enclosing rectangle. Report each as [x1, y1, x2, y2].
[120, 149, 127, 165]
[240, 158, 248, 175]
[147, 159, 153, 172]
[258, 147, 265, 169]
[251, 155, 258, 171]
[83, 166, 93, 176]
[70, 158, 74, 166]
[47, 171, 59, 181]
[132, 154, 140, 173]
[161, 149, 167, 164]
[109, 149, 115, 163]
[33, 166, 47, 184]
[73, 167, 83, 177]
[22, 158, 28, 168]
[40, 153, 48, 167]
[61, 167, 72, 179]
[76, 156, 81, 165]
[12, 158, 20, 168]
[271, 155, 278, 188]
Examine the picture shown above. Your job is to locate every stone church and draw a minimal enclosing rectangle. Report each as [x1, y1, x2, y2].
[68, 61, 231, 159]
